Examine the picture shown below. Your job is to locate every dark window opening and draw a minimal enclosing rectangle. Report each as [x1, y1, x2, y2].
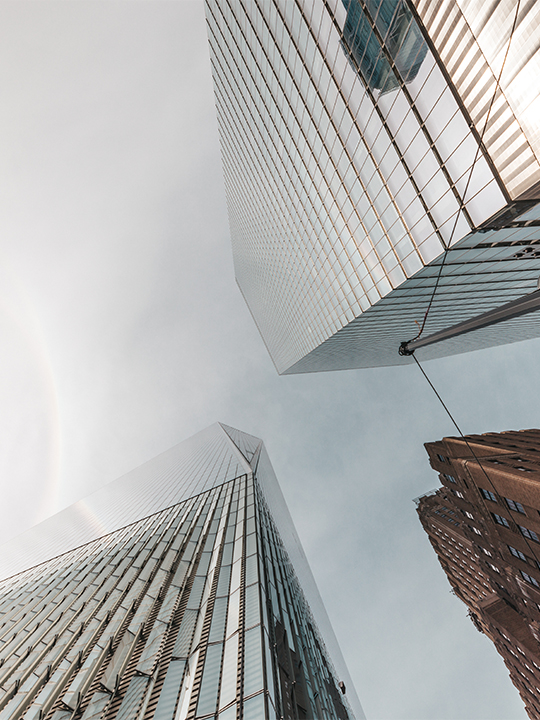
[492, 513, 510, 528]
[506, 498, 525, 514]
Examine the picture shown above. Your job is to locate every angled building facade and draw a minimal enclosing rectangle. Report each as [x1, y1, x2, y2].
[419, 429, 540, 718]
[205, 0, 540, 373]
[0, 424, 362, 720]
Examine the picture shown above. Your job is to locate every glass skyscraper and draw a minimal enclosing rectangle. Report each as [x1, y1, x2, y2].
[0, 423, 362, 720]
[204, 0, 540, 373]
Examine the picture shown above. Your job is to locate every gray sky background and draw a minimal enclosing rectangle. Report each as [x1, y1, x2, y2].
[0, 2, 536, 718]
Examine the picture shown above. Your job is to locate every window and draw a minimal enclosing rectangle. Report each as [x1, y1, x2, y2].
[492, 513, 510, 528]
[464, 511, 474, 520]
[452, 489, 464, 499]
[443, 473, 456, 483]
[508, 545, 527, 562]
[480, 488, 497, 502]
[521, 570, 540, 588]
[482, 547, 492, 557]
[506, 498, 525, 514]
[437, 454, 446, 463]
[520, 525, 540, 543]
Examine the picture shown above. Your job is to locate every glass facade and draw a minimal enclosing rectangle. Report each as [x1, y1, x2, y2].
[411, 0, 540, 201]
[0, 424, 363, 720]
[204, 0, 540, 373]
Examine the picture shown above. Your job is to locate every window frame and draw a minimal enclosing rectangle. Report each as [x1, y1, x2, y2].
[505, 497, 525, 514]
[519, 525, 540, 543]
[492, 513, 510, 528]
[480, 488, 497, 503]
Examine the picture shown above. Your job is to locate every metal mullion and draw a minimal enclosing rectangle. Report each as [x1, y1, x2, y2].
[247, 484, 271, 718]
[31, 522, 146, 644]
[211, 477, 241, 717]
[0, 585, 67, 647]
[233, 477, 248, 720]
[0, 599, 93, 715]
[389, 38, 475, 208]
[104, 558, 186, 719]
[273, 531, 333, 718]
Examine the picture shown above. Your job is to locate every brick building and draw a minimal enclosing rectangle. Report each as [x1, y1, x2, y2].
[419, 429, 540, 718]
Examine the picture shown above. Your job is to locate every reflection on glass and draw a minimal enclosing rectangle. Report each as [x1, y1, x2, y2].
[341, 0, 427, 93]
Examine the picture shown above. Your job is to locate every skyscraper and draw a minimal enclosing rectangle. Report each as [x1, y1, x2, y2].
[0, 423, 362, 720]
[418, 429, 540, 719]
[204, 0, 540, 373]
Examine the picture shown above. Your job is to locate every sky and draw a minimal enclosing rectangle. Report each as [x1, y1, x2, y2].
[0, 2, 536, 718]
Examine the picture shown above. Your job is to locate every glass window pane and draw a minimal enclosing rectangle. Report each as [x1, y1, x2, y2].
[197, 643, 224, 716]
[116, 677, 148, 720]
[216, 563, 232, 596]
[153, 659, 185, 720]
[244, 555, 258, 586]
[225, 589, 240, 639]
[219, 634, 239, 710]
[244, 584, 260, 629]
[173, 609, 198, 658]
[209, 597, 228, 643]
[242, 692, 265, 720]
[218, 704, 237, 720]
[79, 692, 111, 720]
[243, 627, 263, 697]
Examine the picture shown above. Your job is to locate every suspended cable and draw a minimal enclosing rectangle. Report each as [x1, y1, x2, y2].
[404, 0, 522, 348]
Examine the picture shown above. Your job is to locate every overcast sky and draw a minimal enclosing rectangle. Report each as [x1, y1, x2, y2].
[0, 2, 536, 718]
